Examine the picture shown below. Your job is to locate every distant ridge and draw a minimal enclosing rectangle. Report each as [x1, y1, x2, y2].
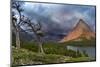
[59, 19, 95, 43]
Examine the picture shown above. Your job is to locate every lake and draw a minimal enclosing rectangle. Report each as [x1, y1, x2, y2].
[66, 45, 96, 58]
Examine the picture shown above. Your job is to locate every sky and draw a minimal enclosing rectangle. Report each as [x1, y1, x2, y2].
[12, 1, 96, 36]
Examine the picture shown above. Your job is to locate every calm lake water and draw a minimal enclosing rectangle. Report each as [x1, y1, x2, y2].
[66, 45, 96, 58]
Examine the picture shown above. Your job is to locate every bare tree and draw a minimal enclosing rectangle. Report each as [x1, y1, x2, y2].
[12, 1, 24, 48]
[21, 16, 45, 54]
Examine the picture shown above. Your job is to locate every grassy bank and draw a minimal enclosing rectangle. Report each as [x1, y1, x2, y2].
[12, 40, 95, 66]
[12, 47, 94, 66]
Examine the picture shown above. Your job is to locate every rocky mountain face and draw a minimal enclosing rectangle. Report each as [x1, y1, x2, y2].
[59, 19, 95, 43]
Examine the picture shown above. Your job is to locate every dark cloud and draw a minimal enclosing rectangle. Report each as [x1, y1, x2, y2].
[12, 1, 96, 37]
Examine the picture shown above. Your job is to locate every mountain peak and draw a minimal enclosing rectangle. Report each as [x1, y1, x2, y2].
[59, 19, 95, 43]
[77, 19, 86, 26]
[74, 19, 92, 32]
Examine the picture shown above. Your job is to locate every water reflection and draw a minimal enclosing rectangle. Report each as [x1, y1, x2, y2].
[66, 45, 96, 58]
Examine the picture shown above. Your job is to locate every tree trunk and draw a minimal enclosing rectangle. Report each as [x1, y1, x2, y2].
[16, 10, 21, 48]
[16, 31, 20, 48]
[38, 42, 44, 54]
[38, 37, 45, 54]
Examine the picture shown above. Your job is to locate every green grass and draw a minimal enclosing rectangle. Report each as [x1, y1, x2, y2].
[66, 57, 95, 62]
[18, 41, 88, 57]
[12, 38, 96, 66]
[12, 47, 94, 66]
[12, 47, 69, 66]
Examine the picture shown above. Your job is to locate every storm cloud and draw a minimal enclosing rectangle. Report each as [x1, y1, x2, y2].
[13, 1, 96, 36]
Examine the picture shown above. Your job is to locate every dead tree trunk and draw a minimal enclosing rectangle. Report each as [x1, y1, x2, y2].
[21, 16, 45, 54]
[16, 30, 20, 48]
[12, 1, 23, 48]
[38, 37, 44, 54]
[12, 16, 20, 48]
[29, 22, 45, 54]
